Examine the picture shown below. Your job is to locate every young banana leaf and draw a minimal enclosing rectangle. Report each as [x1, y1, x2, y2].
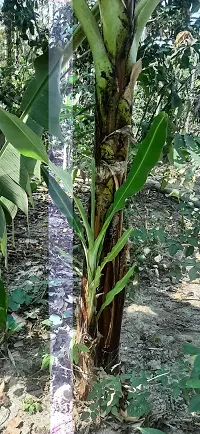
[93, 112, 168, 254]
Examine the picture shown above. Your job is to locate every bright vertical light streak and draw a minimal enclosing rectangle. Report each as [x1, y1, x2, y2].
[48, 1, 74, 433]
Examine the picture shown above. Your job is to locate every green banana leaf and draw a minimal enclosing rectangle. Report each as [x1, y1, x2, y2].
[0, 108, 48, 164]
[0, 131, 42, 260]
[97, 265, 135, 319]
[0, 144, 31, 194]
[41, 166, 86, 246]
[0, 175, 28, 215]
[0, 198, 17, 225]
[100, 227, 133, 270]
[138, 429, 166, 434]
[94, 113, 168, 252]
[0, 205, 6, 240]
[0, 278, 7, 330]
[90, 227, 134, 293]
[21, 47, 63, 138]
[113, 112, 168, 214]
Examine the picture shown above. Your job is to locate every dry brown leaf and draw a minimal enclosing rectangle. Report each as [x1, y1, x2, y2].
[120, 408, 143, 423]
[0, 380, 5, 394]
[0, 380, 10, 407]
[5, 416, 23, 434]
[123, 58, 142, 104]
[4, 429, 20, 434]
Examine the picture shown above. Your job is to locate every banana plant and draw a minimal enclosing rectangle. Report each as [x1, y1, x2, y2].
[0, 108, 168, 328]
[0, 0, 166, 376]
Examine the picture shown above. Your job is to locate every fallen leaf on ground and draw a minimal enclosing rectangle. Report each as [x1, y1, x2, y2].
[4, 416, 23, 434]
[0, 380, 5, 394]
[120, 408, 143, 423]
[0, 380, 10, 407]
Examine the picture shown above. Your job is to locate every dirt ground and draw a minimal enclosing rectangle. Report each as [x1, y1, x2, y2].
[0, 173, 200, 434]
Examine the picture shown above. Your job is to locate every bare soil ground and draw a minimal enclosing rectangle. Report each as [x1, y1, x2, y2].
[0, 173, 200, 434]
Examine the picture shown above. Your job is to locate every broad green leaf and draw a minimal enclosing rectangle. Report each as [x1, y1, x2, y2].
[49, 314, 62, 326]
[184, 134, 199, 154]
[191, 0, 200, 13]
[0, 198, 17, 221]
[74, 196, 93, 247]
[73, 346, 79, 365]
[0, 174, 28, 215]
[76, 343, 89, 353]
[1, 227, 7, 263]
[0, 199, 16, 261]
[49, 163, 72, 196]
[95, 113, 168, 252]
[188, 394, 200, 413]
[186, 137, 200, 165]
[0, 144, 40, 231]
[41, 354, 52, 370]
[186, 379, 200, 389]
[138, 429, 166, 434]
[23, 156, 41, 180]
[0, 108, 48, 164]
[0, 278, 7, 329]
[91, 157, 95, 234]
[174, 133, 186, 154]
[0, 205, 6, 240]
[113, 113, 167, 213]
[194, 355, 200, 374]
[97, 265, 135, 319]
[100, 227, 133, 270]
[0, 144, 32, 196]
[41, 166, 85, 246]
[21, 47, 63, 138]
[189, 266, 197, 281]
[185, 245, 194, 257]
[0, 206, 7, 263]
[183, 343, 200, 355]
[81, 412, 90, 421]
[168, 243, 182, 256]
[25, 117, 44, 137]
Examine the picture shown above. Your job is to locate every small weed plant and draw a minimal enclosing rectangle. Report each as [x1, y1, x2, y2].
[23, 397, 42, 414]
[81, 345, 200, 425]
